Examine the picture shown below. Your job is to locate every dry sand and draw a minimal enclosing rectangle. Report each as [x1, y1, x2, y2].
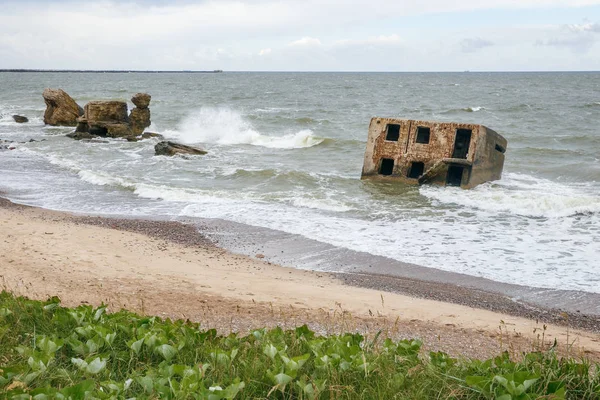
[1, 198, 599, 360]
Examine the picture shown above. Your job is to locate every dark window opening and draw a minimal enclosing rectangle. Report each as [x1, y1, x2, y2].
[446, 166, 464, 186]
[385, 124, 400, 141]
[452, 129, 472, 159]
[407, 162, 425, 179]
[379, 158, 394, 176]
[415, 127, 431, 144]
[89, 126, 108, 136]
[495, 144, 506, 153]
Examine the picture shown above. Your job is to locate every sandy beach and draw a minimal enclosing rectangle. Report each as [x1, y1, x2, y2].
[1, 197, 599, 360]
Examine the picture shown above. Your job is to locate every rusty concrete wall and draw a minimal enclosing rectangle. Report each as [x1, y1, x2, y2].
[361, 117, 506, 188]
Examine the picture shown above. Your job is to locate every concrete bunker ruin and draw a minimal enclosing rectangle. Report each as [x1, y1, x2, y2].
[361, 118, 507, 189]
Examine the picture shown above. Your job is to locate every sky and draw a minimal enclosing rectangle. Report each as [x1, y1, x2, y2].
[1, 0, 600, 71]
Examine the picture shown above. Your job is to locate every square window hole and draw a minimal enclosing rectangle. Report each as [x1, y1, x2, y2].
[385, 124, 400, 141]
[407, 161, 424, 179]
[416, 127, 430, 144]
[379, 158, 394, 176]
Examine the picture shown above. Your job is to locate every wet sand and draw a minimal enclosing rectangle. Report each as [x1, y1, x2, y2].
[1, 196, 599, 360]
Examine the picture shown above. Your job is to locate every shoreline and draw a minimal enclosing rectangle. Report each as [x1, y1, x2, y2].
[1, 196, 599, 359]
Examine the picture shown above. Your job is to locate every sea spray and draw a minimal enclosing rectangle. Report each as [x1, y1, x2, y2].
[166, 107, 325, 148]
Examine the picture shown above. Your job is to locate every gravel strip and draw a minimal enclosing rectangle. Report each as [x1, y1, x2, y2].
[336, 272, 600, 333]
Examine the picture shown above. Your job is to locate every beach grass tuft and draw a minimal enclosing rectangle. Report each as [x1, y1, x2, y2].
[0, 291, 598, 399]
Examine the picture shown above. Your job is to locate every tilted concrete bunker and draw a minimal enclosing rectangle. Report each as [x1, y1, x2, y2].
[361, 118, 507, 189]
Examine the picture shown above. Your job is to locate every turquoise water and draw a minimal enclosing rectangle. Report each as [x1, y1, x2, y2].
[1, 72, 599, 292]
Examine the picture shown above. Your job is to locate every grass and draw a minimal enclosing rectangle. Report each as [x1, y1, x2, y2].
[0, 291, 599, 399]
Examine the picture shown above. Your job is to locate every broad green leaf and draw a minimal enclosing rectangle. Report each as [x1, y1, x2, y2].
[130, 338, 144, 354]
[264, 344, 278, 360]
[93, 306, 106, 321]
[37, 336, 61, 354]
[85, 357, 107, 374]
[274, 373, 293, 386]
[136, 376, 154, 393]
[71, 358, 87, 370]
[155, 344, 177, 361]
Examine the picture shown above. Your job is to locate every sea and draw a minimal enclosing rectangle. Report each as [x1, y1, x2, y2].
[1, 71, 599, 295]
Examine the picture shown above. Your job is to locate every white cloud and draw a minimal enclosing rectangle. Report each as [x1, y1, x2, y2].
[288, 37, 323, 47]
[460, 38, 494, 53]
[0, 1, 599, 70]
[335, 34, 402, 47]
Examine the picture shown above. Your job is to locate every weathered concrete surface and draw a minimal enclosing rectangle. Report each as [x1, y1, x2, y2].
[361, 117, 507, 189]
[155, 141, 207, 156]
[131, 93, 151, 109]
[70, 93, 152, 139]
[85, 101, 129, 122]
[12, 115, 28, 123]
[42, 88, 83, 126]
[129, 107, 151, 135]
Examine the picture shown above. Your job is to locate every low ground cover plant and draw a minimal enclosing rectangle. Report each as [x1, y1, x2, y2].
[0, 291, 598, 399]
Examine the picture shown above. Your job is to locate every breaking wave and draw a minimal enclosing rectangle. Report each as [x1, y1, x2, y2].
[421, 173, 600, 218]
[167, 107, 326, 149]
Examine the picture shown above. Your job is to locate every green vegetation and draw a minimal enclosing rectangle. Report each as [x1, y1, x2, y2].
[0, 291, 598, 399]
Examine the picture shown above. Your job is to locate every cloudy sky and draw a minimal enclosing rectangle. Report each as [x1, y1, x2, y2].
[1, 0, 600, 71]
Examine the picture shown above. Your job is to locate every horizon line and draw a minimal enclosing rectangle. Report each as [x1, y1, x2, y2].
[1, 69, 599, 73]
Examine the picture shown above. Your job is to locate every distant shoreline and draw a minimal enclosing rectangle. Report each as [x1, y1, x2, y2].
[0, 69, 224, 73]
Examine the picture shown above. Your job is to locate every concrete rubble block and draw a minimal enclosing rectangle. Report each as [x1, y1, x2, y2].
[84, 101, 129, 123]
[129, 107, 151, 135]
[12, 115, 29, 123]
[154, 141, 207, 156]
[131, 93, 151, 109]
[42, 88, 84, 126]
[361, 117, 507, 189]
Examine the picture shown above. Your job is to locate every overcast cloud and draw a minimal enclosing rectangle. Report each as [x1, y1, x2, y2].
[1, 0, 599, 71]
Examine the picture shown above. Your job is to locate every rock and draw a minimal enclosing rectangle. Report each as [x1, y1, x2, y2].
[85, 101, 129, 123]
[103, 122, 133, 138]
[125, 136, 139, 142]
[129, 107, 151, 135]
[77, 101, 132, 138]
[42, 88, 83, 126]
[12, 115, 28, 123]
[141, 132, 164, 140]
[66, 131, 98, 140]
[131, 93, 151, 109]
[154, 141, 207, 156]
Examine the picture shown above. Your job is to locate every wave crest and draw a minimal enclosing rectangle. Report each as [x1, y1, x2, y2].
[167, 107, 326, 149]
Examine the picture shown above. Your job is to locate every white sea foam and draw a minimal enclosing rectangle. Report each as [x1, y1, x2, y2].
[167, 107, 325, 149]
[466, 106, 484, 112]
[291, 197, 353, 212]
[420, 173, 600, 218]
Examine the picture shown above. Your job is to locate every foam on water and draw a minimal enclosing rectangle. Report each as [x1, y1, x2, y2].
[421, 173, 600, 218]
[166, 107, 325, 148]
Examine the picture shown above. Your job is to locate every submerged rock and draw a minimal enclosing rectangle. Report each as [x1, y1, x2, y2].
[154, 141, 207, 156]
[43, 88, 83, 126]
[12, 115, 28, 123]
[141, 131, 164, 140]
[66, 131, 98, 140]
